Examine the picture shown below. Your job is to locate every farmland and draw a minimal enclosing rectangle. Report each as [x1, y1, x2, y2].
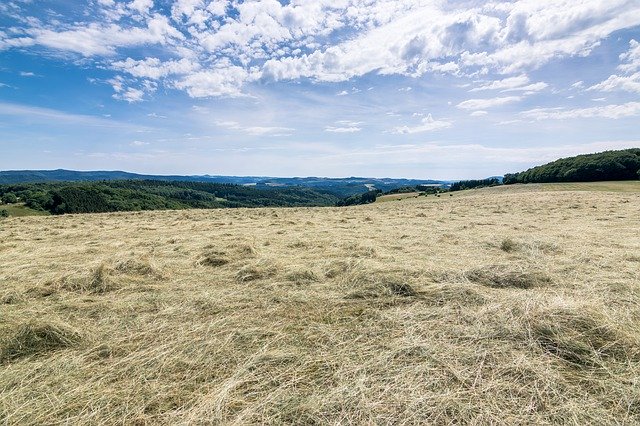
[1, 183, 639, 424]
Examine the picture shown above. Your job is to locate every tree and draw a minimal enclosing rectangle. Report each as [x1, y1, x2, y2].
[1, 192, 17, 204]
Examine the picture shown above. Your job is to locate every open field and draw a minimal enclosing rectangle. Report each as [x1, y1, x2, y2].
[503, 181, 640, 193]
[375, 192, 422, 202]
[0, 203, 49, 217]
[1, 183, 639, 424]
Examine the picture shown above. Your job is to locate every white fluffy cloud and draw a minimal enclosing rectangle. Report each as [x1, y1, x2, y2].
[392, 114, 452, 134]
[588, 40, 640, 94]
[618, 39, 640, 73]
[522, 102, 640, 120]
[2, 1, 640, 100]
[112, 57, 200, 79]
[457, 96, 522, 110]
[28, 14, 183, 56]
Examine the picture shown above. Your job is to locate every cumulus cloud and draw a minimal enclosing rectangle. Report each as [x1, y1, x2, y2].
[618, 39, 640, 73]
[457, 96, 522, 110]
[392, 114, 452, 134]
[27, 15, 183, 57]
[1, 0, 640, 100]
[588, 73, 640, 94]
[521, 102, 640, 120]
[588, 40, 640, 94]
[173, 64, 250, 98]
[112, 57, 200, 80]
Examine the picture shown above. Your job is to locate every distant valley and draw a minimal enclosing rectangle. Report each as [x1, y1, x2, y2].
[0, 169, 450, 198]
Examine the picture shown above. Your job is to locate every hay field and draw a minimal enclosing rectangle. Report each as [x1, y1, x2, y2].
[1, 184, 639, 424]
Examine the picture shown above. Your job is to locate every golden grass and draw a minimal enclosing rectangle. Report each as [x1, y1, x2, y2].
[375, 192, 422, 202]
[1, 184, 639, 424]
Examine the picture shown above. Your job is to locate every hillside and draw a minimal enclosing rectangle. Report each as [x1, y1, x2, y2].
[1, 183, 639, 424]
[0, 169, 447, 198]
[504, 148, 640, 184]
[0, 180, 340, 215]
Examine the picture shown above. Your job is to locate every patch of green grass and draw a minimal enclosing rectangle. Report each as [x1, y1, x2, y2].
[1, 204, 50, 217]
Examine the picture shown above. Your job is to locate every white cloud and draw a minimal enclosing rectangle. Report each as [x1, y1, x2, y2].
[215, 120, 293, 136]
[112, 57, 200, 80]
[28, 14, 183, 56]
[457, 96, 522, 110]
[470, 110, 488, 117]
[20, 71, 35, 77]
[173, 65, 249, 98]
[130, 140, 150, 146]
[392, 114, 452, 134]
[521, 102, 640, 120]
[2, 0, 640, 101]
[117, 88, 145, 102]
[587, 41, 640, 94]
[618, 39, 640, 73]
[129, 0, 153, 15]
[108, 75, 154, 102]
[588, 73, 640, 94]
[470, 75, 529, 91]
[325, 126, 361, 133]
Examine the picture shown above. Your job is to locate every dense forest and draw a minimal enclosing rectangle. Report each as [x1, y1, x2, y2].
[0, 180, 340, 215]
[449, 178, 500, 192]
[504, 148, 640, 184]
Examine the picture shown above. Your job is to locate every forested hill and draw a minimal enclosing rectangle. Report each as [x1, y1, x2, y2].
[0, 169, 447, 198]
[0, 180, 340, 215]
[504, 148, 640, 184]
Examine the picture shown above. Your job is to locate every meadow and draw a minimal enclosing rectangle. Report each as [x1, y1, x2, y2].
[1, 183, 639, 424]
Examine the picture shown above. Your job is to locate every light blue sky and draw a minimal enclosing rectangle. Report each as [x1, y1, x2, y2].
[1, 0, 639, 179]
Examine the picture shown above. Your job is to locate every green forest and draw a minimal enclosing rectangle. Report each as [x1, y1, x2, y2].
[504, 148, 640, 184]
[0, 180, 340, 215]
[449, 178, 500, 192]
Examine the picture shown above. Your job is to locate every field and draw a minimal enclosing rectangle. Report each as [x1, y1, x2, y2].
[0, 203, 49, 217]
[375, 192, 422, 202]
[1, 183, 639, 424]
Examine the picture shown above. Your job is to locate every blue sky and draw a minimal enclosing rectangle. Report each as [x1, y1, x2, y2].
[1, 0, 639, 179]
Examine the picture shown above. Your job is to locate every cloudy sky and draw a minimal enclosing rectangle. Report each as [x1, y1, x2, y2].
[1, 0, 639, 179]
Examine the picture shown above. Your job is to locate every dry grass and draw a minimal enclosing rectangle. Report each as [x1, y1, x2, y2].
[0, 183, 639, 424]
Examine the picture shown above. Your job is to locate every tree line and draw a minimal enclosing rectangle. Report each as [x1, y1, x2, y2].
[504, 148, 640, 184]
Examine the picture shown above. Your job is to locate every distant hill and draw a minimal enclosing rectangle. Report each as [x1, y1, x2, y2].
[0, 169, 449, 198]
[504, 148, 640, 184]
[0, 180, 341, 215]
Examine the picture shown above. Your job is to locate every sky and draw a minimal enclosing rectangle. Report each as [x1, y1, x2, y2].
[1, 0, 639, 180]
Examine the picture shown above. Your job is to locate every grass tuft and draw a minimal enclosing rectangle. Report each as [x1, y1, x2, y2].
[466, 265, 552, 289]
[500, 237, 519, 252]
[342, 270, 417, 299]
[196, 250, 230, 267]
[60, 263, 116, 294]
[286, 268, 318, 284]
[421, 283, 486, 306]
[527, 306, 639, 368]
[0, 321, 82, 363]
[113, 257, 163, 278]
[235, 260, 278, 282]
